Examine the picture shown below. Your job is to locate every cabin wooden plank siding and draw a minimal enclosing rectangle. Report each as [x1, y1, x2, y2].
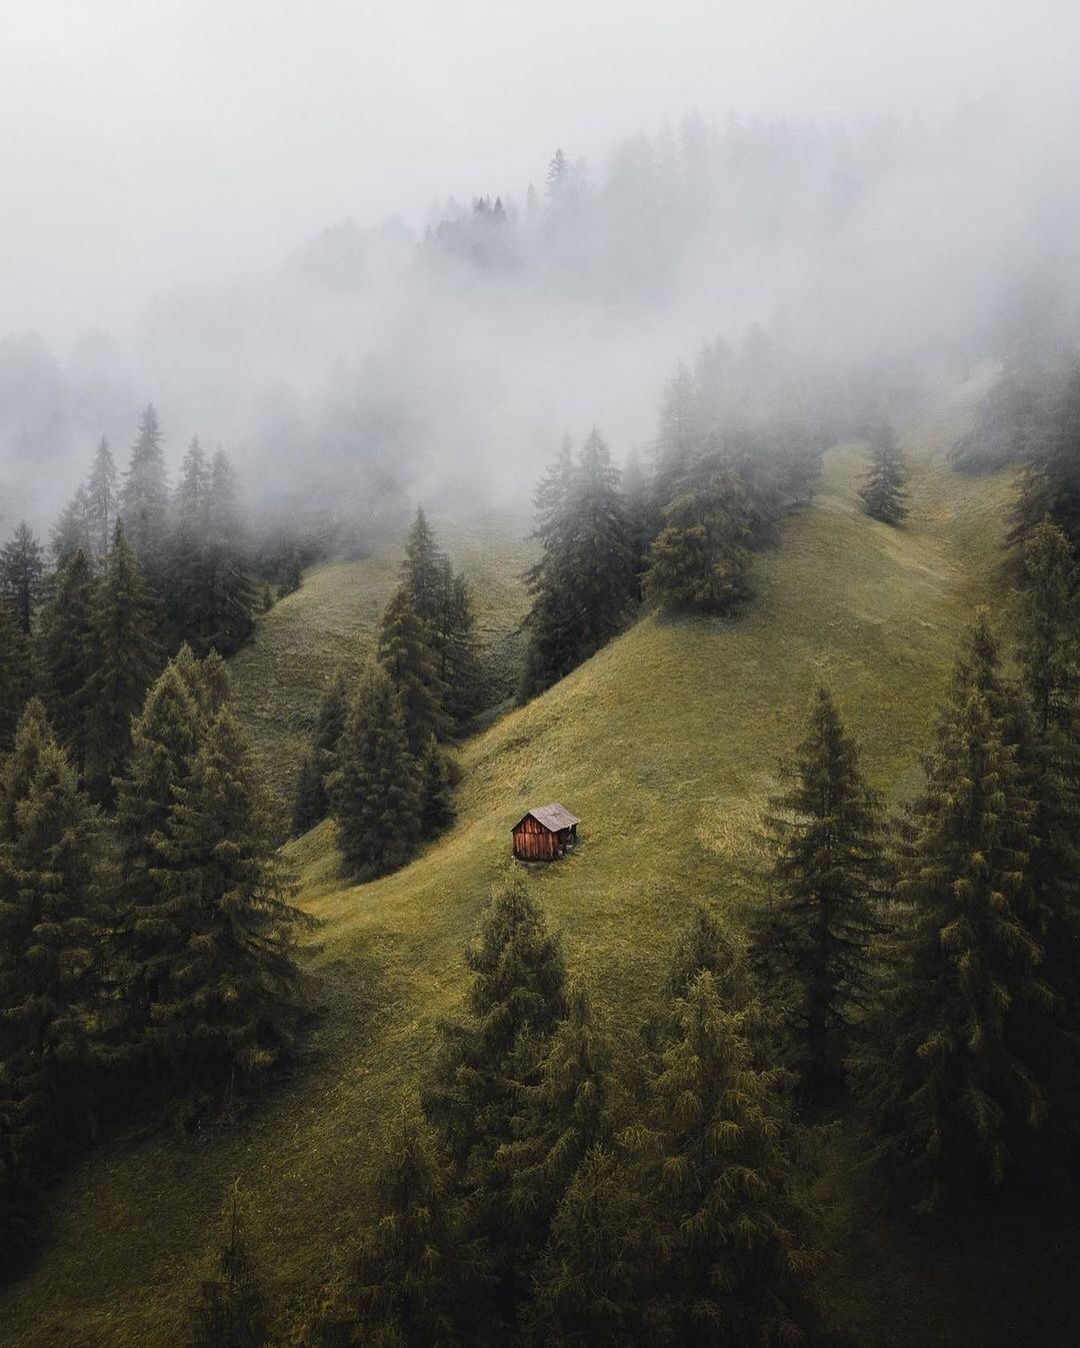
[512, 803, 580, 861]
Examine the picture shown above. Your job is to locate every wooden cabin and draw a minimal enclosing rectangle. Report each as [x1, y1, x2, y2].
[511, 803, 580, 861]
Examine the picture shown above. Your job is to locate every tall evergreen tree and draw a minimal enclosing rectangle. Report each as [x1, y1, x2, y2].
[377, 587, 450, 754]
[328, 665, 421, 881]
[644, 463, 753, 614]
[859, 417, 908, 524]
[1015, 517, 1078, 736]
[36, 548, 98, 778]
[0, 709, 105, 1220]
[189, 1186, 271, 1348]
[858, 615, 1050, 1210]
[120, 403, 170, 570]
[1010, 361, 1080, 549]
[86, 437, 119, 559]
[750, 686, 884, 1093]
[86, 520, 160, 799]
[292, 672, 349, 835]
[0, 598, 32, 755]
[152, 707, 312, 1108]
[51, 486, 93, 564]
[0, 521, 45, 636]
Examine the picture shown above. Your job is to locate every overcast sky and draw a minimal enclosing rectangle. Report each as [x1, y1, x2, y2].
[2, 0, 1077, 345]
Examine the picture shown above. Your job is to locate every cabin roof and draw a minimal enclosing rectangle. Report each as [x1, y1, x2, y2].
[512, 803, 580, 834]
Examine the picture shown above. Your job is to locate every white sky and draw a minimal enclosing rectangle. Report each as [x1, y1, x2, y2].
[1, 0, 1077, 343]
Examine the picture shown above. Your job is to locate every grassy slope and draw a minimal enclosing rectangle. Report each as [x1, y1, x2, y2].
[7, 399, 1077, 1345]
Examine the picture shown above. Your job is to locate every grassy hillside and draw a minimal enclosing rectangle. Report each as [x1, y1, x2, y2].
[8, 402, 1076, 1346]
[230, 510, 534, 807]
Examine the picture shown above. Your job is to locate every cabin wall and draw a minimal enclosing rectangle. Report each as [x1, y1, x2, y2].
[513, 817, 558, 861]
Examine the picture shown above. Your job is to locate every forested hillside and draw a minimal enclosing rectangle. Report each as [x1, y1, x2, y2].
[6, 391, 1074, 1347]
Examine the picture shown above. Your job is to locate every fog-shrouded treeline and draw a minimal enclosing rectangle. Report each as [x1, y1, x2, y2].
[3, 95, 1080, 544]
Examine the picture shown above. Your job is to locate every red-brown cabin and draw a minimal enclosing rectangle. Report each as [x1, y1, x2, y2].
[511, 803, 580, 862]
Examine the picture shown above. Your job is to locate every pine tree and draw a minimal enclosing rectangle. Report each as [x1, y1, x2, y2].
[377, 587, 450, 754]
[859, 417, 908, 524]
[1015, 517, 1078, 736]
[201, 451, 255, 656]
[654, 360, 701, 504]
[0, 709, 105, 1212]
[120, 403, 170, 571]
[858, 615, 1050, 1210]
[51, 486, 93, 564]
[292, 672, 350, 834]
[36, 548, 98, 778]
[644, 465, 753, 614]
[189, 1185, 271, 1348]
[152, 707, 312, 1108]
[0, 598, 32, 755]
[0, 521, 45, 636]
[347, 1108, 473, 1347]
[417, 739, 455, 838]
[750, 685, 884, 1093]
[642, 972, 819, 1345]
[328, 665, 421, 881]
[424, 876, 566, 1323]
[86, 520, 160, 799]
[1010, 361, 1080, 549]
[86, 437, 119, 559]
[524, 1146, 651, 1347]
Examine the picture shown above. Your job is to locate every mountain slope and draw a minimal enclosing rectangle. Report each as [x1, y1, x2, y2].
[7, 407, 1067, 1347]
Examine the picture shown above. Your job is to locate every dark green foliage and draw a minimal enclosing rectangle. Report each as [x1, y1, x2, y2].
[0, 598, 32, 755]
[189, 1186, 271, 1348]
[0, 520, 45, 636]
[120, 403, 170, 571]
[1015, 518, 1078, 736]
[859, 615, 1050, 1210]
[292, 673, 351, 835]
[51, 486, 93, 564]
[0, 707, 105, 1259]
[291, 754, 325, 836]
[644, 464, 753, 614]
[151, 706, 312, 1110]
[641, 971, 820, 1346]
[377, 587, 450, 754]
[418, 739, 456, 837]
[524, 1145, 652, 1347]
[36, 549, 97, 777]
[858, 417, 908, 524]
[86, 520, 160, 799]
[522, 430, 636, 696]
[346, 1108, 473, 1347]
[329, 665, 420, 881]
[751, 686, 884, 1093]
[276, 550, 302, 599]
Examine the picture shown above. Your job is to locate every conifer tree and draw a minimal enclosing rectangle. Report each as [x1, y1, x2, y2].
[859, 615, 1050, 1210]
[189, 1185, 271, 1348]
[51, 486, 93, 564]
[643, 971, 819, 1345]
[750, 685, 884, 1093]
[501, 979, 612, 1245]
[525, 1146, 651, 1348]
[1010, 362, 1080, 549]
[0, 521, 45, 636]
[424, 876, 566, 1322]
[292, 672, 349, 834]
[347, 1108, 473, 1347]
[86, 520, 160, 798]
[329, 665, 421, 881]
[86, 437, 119, 559]
[1015, 517, 1078, 736]
[120, 403, 170, 570]
[0, 598, 32, 755]
[859, 416, 908, 524]
[152, 707, 312, 1106]
[645, 465, 753, 614]
[37, 548, 98, 777]
[654, 360, 701, 504]
[200, 451, 255, 656]
[377, 587, 450, 753]
[0, 709, 105, 1205]
[417, 738, 456, 838]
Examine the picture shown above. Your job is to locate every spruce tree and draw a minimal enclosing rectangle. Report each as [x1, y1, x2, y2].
[859, 615, 1050, 1210]
[152, 707, 312, 1107]
[750, 685, 884, 1093]
[328, 665, 421, 881]
[189, 1185, 271, 1348]
[86, 520, 160, 798]
[1015, 517, 1078, 736]
[0, 709, 105, 1204]
[1010, 361, 1080, 549]
[86, 436, 119, 559]
[0, 598, 32, 755]
[120, 403, 170, 571]
[201, 451, 255, 656]
[292, 672, 350, 834]
[377, 587, 450, 753]
[644, 465, 753, 614]
[36, 548, 97, 778]
[859, 416, 908, 524]
[347, 1108, 472, 1346]
[0, 521, 45, 636]
[51, 486, 93, 564]
[643, 971, 819, 1345]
